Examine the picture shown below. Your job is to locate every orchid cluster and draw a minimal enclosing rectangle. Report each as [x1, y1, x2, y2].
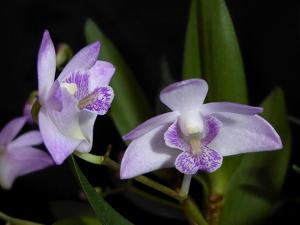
[0, 28, 284, 225]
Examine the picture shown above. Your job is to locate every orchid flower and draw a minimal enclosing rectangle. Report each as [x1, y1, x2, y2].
[0, 116, 53, 189]
[120, 79, 282, 179]
[37, 31, 115, 164]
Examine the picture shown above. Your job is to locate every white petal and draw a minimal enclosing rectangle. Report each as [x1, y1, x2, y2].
[208, 113, 282, 156]
[120, 125, 180, 179]
[160, 79, 208, 112]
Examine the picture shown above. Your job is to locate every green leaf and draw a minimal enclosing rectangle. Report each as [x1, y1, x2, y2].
[69, 156, 133, 225]
[84, 19, 152, 135]
[182, 0, 202, 78]
[0, 212, 44, 225]
[183, 0, 249, 193]
[220, 88, 291, 225]
[53, 216, 101, 225]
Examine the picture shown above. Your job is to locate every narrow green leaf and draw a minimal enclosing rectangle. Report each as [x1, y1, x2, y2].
[53, 217, 101, 225]
[182, 0, 202, 78]
[69, 156, 133, 225]
[183, 0, 249, 192]
[84, 19, 152, 135]
[0, 212, 44, 225]
[220, 88, 291, 225]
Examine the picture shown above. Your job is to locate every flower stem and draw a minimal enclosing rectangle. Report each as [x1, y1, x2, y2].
[181, 198, 208, 225]
[0, 211, 44, 225]
[179, 174, 192, 198]
[74, 152, 184, 201]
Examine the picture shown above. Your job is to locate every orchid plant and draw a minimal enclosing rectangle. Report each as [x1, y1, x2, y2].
[0, 0, 293, 225]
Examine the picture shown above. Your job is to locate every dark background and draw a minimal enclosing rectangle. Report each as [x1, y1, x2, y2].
[0, 0, 299, 224]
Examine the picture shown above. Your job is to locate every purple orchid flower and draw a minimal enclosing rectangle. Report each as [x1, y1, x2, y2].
[37, 31, 115, 164]
[0, 116, 53, 189]
[120, 79, 282, 179]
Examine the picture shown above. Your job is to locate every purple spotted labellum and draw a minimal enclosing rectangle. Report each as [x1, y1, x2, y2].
[120, 79, 282, 178]
[0, 116, 53, 189]
[37, 31, 115, 164]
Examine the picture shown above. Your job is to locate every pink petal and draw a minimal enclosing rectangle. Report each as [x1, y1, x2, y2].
[0, 146, 53, 189]
[39, 108, 81, 164]
[38, 30, 56, 104]
[123, 112, 179, 141]
[57, 42, 100, 82]
[164, 121, 190, 151]
[8, 131, 43, 150]
[202, 102, 263, 115]
[88, 60, 115, 92]
[160, 79, 208, 111]
[208, 113, 282, 156]
[0, 116, 27, 146]
[120, 125, 180, 179]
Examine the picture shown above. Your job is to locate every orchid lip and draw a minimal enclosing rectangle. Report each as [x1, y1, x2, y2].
[189, 134, 202, 155]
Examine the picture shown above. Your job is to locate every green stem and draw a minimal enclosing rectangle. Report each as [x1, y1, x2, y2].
[179, 174, 192, 198]
[181, 198, 208, 225]
[0, 211, 44, 225]
[74, 152, 184, 201]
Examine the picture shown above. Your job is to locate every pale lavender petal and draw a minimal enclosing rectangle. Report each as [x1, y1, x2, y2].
[38, 30, 56, 103]
[8, 131, 43, 149]
[120, 124, 180, 179]
[123, 112, 179, 141]
[196, 146, 223, 173]
[164, 121, 190, 151]
[46, 81, 63, 111]
[76, 112, 97, 153]
[0, 146, 53, 189]
[208, 113, 282, 156]
[175, 152, 199, 174]
[64, 72, 89, 100]
[39, 108, 81, 164]
[88, 60, 115, 92]
[160, 79, 208, 111]
[202, 115, 222, 145]
[83, 86, 114, 115]
[57, 42, 100, 82]
[202, 102, 263, 115]
[48, 88, 85, 140]
[0, 116, 27, 146]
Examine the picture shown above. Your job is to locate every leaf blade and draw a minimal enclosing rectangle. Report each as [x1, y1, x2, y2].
[69, 156, 133, 225]
[84, 19, 152, 135]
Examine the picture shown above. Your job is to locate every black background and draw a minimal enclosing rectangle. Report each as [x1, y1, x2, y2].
[0, 0, 299, 224]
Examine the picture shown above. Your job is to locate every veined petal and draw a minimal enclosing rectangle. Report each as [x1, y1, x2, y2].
[46, 81, 63, 111]
[64, 72, 89, 100]
[164, 121, 190, 151]
[120, 125, 180, 179]
[0, 116, 27, 146]
[175, 152, 199, 174]
[38, 30, 56, 103]
[0, 146, 53, 189]
[202, 115, 222, 145]
[76, 111, 97, 153]
[123, 112, 179, 141]
[57, 42, 100, 82]
[196, 146, 223, 173]
[39, 108, 81, 164]
[48, 87, 85, 140]
[83, 86, 114, 115]
[8, 131, 43, 150]
[88, 60, 115, 92]
[160, 79, 208, 111]
[208, 113, 282, 156]
[202, 102, 263, 115]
